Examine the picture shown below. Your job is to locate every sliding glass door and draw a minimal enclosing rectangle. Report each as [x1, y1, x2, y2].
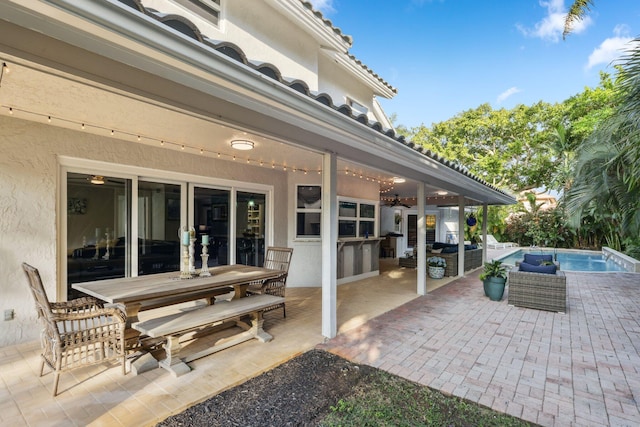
[66, 172, 131, 299]
[65, 168, 270, 299]
[193, 187, 230, 267]
[236, 192, 266, 266]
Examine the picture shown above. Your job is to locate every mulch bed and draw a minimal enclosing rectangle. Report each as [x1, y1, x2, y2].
[155, 349, 376, 426]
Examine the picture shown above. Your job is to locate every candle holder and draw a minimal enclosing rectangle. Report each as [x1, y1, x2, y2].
[199, 241, 211, 277]
[177, 225, 196, 279]
[179, 243, 191, 279]
[189, 237, 197, 275]
[103, 231, 110, 260]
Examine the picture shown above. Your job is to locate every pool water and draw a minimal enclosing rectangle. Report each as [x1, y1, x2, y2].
[497, 249, 627, 272]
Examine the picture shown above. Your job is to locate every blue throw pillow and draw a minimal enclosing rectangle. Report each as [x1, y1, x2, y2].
[519, 262, 557, 274]
[441, 246, 458, 254]
[433, 242, 458, 250]
[464, 244, 477, 250]
[523, 254, 553, 265]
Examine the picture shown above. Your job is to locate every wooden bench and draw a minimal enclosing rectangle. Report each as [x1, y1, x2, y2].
[132, 294, 284, 377]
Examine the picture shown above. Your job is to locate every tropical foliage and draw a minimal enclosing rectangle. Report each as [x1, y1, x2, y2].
[403, 59, 637, 255]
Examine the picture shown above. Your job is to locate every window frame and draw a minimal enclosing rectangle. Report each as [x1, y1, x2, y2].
[175, 0, 223, 28]
[347, 97, 369, 116]
[337, 196, 378, 239]
[59, 156, 272, 300]
[295, 184, 322, 240]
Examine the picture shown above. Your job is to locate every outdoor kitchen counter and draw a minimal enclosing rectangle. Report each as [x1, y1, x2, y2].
[337, 237, 382, 282]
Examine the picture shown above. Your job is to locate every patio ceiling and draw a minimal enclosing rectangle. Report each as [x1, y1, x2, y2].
[0, 0, 514, 207]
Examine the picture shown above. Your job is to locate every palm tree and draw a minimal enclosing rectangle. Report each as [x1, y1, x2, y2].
[547, 123, 575, 194]
[563, 2, 640, 255]
[563, 0, 595, 39]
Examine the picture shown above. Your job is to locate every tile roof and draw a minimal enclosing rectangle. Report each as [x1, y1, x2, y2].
[297, 1, 397, 94]
[115, 0, 510, 199]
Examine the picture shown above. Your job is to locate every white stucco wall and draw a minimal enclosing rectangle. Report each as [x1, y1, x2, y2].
[145, 0, 320, 89]
[318, 54, 376, 115]
[0, 115, 288, 346]
[286, 171, 380, 287]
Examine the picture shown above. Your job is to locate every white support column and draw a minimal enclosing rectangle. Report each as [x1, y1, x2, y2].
[321, 152, 338, 339]
[482, 203, 488, 264]
[417, 182, 427, 295]
[458, 196, 465, 277]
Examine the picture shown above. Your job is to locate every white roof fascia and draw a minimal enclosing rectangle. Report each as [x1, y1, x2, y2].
[325, 49, 396, 99]
[372, 97, 394, 130]
[2, 0, 513, 205]
[265, 0, 352, 52]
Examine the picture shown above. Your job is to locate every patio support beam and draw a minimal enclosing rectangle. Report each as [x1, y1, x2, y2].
[417, 182, 426, 295]
[321, 151, 338, 339]
[458, 196, 465, 277]
[482, 203, 488, 264]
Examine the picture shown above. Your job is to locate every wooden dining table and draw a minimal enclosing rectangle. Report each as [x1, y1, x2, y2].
[73, 264, 283, 321]
[72, 264, 285, 374]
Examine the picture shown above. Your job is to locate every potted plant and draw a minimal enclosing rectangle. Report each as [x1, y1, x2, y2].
[479, 260, 507, 300]
[427, 256, 446, 279]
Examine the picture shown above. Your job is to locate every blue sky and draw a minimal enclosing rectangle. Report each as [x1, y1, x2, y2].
[308, 0, 639, 129]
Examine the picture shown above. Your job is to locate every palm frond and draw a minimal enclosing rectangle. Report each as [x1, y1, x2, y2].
[563, 0, 595, 39]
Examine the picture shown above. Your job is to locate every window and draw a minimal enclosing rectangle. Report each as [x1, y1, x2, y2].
[66, 172, 131, 299]
[138, 181, 182, 276]
[236, 192, 266, 266]
[296, 185, 321, 238]
[177, 0, 222, 27]
[347, 98, 368, 115]
[407, 213, 437, 248]
[338, 198, 377, 238]
[64, 162, 271, 299]
[193, 187, 230, 267]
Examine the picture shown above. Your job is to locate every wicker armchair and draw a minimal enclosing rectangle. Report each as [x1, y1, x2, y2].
[246, 247, 293, 317]
[22, 263, 127, 396]
[508, 269, 566, 313]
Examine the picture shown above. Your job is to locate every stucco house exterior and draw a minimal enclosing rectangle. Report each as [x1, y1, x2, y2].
[0, 0, 514, 348]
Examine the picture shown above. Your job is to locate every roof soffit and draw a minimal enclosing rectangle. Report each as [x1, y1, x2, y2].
[0, 0, 514, 206]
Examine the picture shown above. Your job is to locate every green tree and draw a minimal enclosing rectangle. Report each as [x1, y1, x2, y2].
[563, 1, 640, 255]
[410, 102, 563, 192]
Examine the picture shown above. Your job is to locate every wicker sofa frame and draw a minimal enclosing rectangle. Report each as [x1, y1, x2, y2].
[399, 248, 483, 276]
[508, 269, 566, 313]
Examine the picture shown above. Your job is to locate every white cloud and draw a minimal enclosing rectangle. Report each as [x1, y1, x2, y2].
[497, 87, 521, 104]
[586, 25, 634, 69]
[517, 0, 592, 43]
[307, 0, 335, 13]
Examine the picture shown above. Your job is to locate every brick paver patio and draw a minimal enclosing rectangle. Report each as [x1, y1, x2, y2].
[319, 269, 640, 426]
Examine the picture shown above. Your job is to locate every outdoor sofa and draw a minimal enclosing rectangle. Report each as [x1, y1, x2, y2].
[508, 253, 566, 313]
[399, 242, 483, 276]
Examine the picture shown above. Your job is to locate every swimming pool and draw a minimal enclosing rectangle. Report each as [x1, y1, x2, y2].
[497, 249, 628, 272]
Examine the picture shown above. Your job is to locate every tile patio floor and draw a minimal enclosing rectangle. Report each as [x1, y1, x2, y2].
[2, 252, 639, 426]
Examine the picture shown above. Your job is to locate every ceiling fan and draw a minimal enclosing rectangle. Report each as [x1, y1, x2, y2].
[385, 194, 411, 208]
